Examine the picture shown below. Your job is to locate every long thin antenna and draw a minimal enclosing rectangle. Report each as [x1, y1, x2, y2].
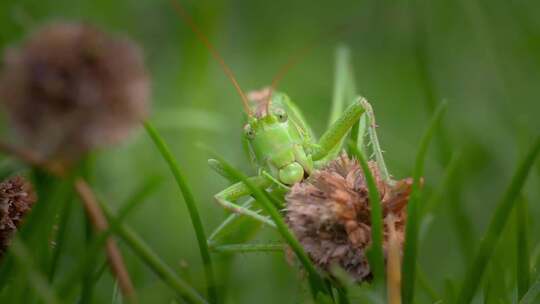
[170, 0, 253, 117]
[266, 24, 349, 114]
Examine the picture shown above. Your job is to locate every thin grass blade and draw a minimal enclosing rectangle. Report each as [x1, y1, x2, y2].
[100, 202, 208, 304]
[58, 180, 162, 300]
[8, 238, 60, 304]
[457, 137, 540, 303]
[210, 243, 284, 254]
[349, 144, 385, 288]
[517, 195, 531, 299]
[211, 154, 330, 299]
[144, 121, 218, 304]
[520, 271, 540, 304]
[402, 102, 447, 304]
[48, 192, 74, 282]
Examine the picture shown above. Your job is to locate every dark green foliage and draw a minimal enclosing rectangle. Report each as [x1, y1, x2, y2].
[0, 0, 539, 303]
[457, 138, 540, 303]
[145, 121, 218, 303]
[402, 102, 447, 304]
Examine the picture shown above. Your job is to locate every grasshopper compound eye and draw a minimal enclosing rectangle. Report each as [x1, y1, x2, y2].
[243, 124, 255, 139]
[275, 109, 288, 122]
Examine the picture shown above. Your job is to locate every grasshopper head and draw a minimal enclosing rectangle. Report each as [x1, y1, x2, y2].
[244, 91, 305, 184]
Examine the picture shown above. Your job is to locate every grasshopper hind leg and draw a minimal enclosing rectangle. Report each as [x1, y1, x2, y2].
[214, 176, 276, 228]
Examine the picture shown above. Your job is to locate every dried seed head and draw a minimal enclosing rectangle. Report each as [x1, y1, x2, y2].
[0, 22, 150, 161]
[247, 87, 272, 118]
[286, 154, 412, 282]
[0, 176, 37, 258]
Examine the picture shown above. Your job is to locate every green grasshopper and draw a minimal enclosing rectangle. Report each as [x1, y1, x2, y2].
[171, 1, 391, 233]
[207, 48, 392, 229]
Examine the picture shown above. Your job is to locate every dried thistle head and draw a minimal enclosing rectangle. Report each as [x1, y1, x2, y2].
[0, 176, 37, 258]
[0, 22, 150, 162]
[286, 154, 412, 282]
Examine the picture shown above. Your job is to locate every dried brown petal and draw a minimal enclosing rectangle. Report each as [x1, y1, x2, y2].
[0, 22, 150, 161]
[0, 176, 37, 258]
[286, 154, 411, 282]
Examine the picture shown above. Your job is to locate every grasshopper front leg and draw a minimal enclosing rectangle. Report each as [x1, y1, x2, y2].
[359, 98, 391, 182]
[214, 175, 276, 228]
[311, 97, 365, 163]
[311, 96, 392, 183]
[313, 46, 391, 182]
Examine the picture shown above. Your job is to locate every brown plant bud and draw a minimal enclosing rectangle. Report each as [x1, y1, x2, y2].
[286, 154, 412, 282]
[0, 176, 37, 258]
[0, 22, 150, 162]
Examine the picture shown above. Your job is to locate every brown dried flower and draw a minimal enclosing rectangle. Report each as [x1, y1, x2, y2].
[0, 22, 150, 161]
[286, 154, 412, 282]
[0, 176, 37, 258]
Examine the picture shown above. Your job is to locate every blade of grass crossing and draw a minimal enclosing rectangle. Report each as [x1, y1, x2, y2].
[349, 144, 385, 289]
[81, 213, 95, 304]
[520, 271, 540, 304]
[516, 195, 531, 299]
[48, 196, 73, 282]
[210, 243, 284, 254]
[456, 137, 540, 303]
[416, 264, 440, 302]
[58, 179, 163, 300]
[144, 121, 218, 304]
[211, 154, 330, 299]
[402, 102, 447, 304]
[100, 202, 208, 304]
[9, 238, 60, 304]
[115, 176, 163, 222]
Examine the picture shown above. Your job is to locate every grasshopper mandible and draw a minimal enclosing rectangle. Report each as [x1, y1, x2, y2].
[171, 1, 391, 232]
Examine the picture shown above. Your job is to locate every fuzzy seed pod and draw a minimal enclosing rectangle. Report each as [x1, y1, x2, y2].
[0, 176, 37, 258]
[286, 154, 412, 282]
[0, 22, 150, 161]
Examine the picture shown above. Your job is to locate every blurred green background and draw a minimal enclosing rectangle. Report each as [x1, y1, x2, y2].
[1, 0, 539, 303]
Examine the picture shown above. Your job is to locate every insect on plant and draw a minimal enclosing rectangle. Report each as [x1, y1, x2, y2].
[171, 1, 393, 243]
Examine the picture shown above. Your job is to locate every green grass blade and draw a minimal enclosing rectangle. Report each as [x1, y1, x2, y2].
[9, 238, 60, 304]
[520, 271, 540, 304]
[421, 151, 461, 215]
[81, 214, 95, 304]
[57, 179, 161, 299]
[210, 243, 284, 254]
[211, 154, 330, 299]
[416, 264, 440, 302]
[349, 144, 385, 289]
[116, 176, 163, 222]
[0, 172, 73, 292]
[456, 137, 540, 303]
[517, 195, 531, 299]
[100, 202, 208, 304]
[401, 102, 447, 304]
[47, 194, 73, 282]
[144, 121, 218, 304]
